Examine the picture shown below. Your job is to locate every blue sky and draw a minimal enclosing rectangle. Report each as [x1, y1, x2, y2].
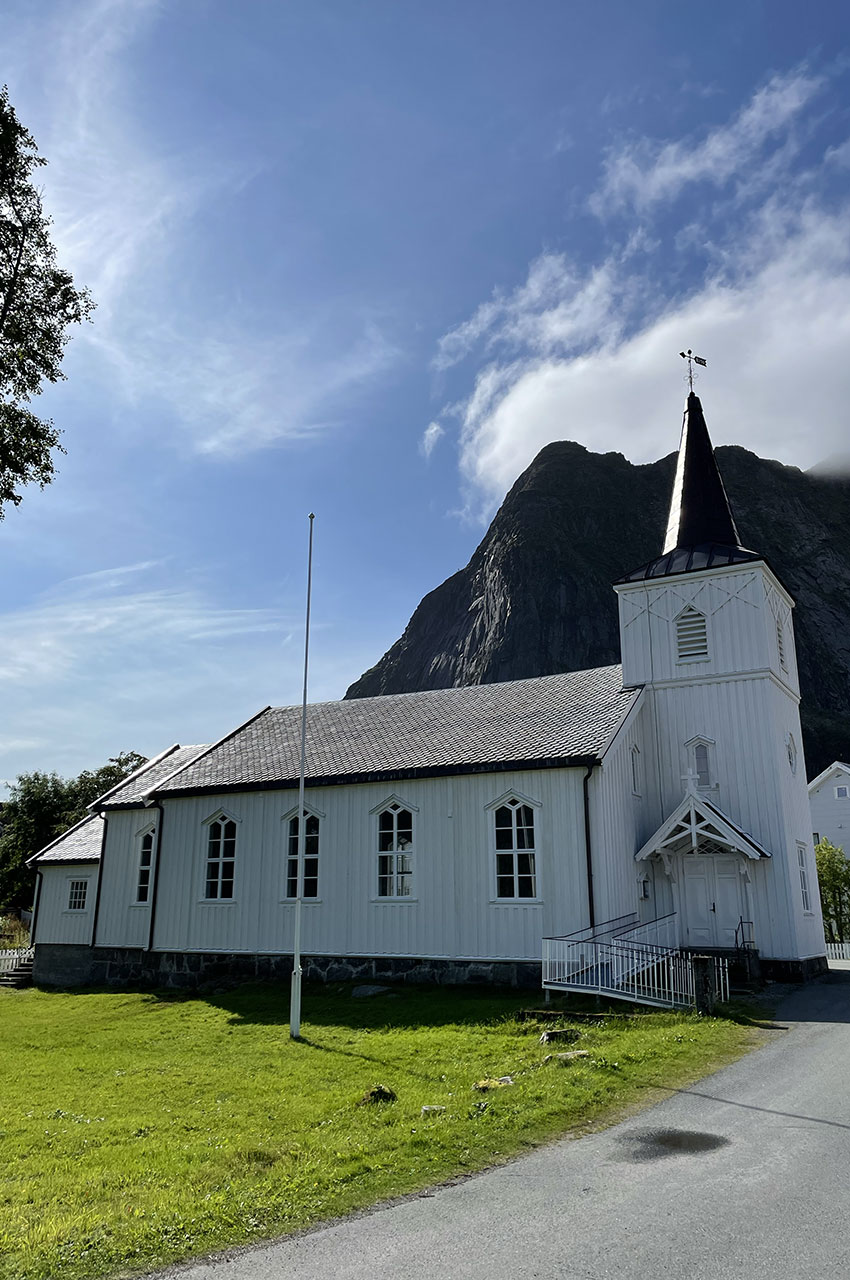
[2, 0, 850, 789]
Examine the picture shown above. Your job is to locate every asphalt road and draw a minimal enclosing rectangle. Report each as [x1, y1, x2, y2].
[155, 970, 850, 1280]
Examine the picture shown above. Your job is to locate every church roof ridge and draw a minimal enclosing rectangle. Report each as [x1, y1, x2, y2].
[143, 665, 638, 799]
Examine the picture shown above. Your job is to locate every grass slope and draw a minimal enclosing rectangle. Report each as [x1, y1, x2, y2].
[0, 984, 760, 1280]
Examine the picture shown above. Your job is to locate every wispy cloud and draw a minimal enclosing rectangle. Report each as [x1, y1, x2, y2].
[591, 68, 823, 216]
[434, 69, 850, 517]
[6, 0, 397, 459]
[0, 561, 368, 789]
[419, 421, 445, 459]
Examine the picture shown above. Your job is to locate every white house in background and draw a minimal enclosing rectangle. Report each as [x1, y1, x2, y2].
[28, 391, 827, 988]
[808, 762, 850, 853]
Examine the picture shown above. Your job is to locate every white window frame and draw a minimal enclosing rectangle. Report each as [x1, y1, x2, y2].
[835, 785, 849, 800]
[133, 824, 156, 906]
[487, 791, 542, 903]
[371, 796, 418, 901]
[65, 878, 90, 912]
[630, 744, 642, 797]
[685, 736, 717, 791]
[797, 842, 812, 914]
[281, 804, 324, 902]
[675, 605, 709, 663]
[201, 809, 240, 903]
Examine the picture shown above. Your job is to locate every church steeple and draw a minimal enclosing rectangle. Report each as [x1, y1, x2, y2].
[618, 391, 760, 583]
[663, 392, 741, 553]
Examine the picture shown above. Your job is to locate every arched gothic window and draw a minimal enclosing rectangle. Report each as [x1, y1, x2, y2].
[286, 811, 320, 899]
[494, 799, 537, 899]
[377, 802, 413, 898]
[205, 816, 237, 899]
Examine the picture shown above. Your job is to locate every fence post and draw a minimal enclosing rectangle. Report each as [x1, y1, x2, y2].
[691, 955, 717, 1013]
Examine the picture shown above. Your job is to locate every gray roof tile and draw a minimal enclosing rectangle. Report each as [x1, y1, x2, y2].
[30, 813, 104, 865]
[152, 666, 636, 797]
[100, 745, 208, 808]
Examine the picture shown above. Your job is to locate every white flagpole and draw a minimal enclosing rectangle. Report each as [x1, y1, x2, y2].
[290, 512, 314, 1040]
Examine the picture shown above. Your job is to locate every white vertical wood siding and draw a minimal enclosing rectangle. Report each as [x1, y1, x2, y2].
[809, 773, 850, 854]
[616, 559, 823, 963]
[34, 864, 97, 945]
[94, 810, 156, 949]
[616, 564, 799, 696]
[588, 696, 665, 926]
[141, 767, 590, 961]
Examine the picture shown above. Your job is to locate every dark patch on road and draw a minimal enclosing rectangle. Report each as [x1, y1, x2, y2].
[615, 1128, 731, 1161]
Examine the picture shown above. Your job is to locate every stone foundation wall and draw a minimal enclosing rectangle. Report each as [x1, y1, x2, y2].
[33, 944, 541, 991]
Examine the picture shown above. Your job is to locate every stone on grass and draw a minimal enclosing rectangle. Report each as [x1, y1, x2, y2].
[421, 1105, 446, 1115]
[473, 1077, 513, 1091]
[352, 984, 391, 998]
[538, 1028, 581, 1045]
[543, 1049, 591, 1065]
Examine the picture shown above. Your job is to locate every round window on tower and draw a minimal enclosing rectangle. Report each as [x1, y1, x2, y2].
[786, 733, 797, 775]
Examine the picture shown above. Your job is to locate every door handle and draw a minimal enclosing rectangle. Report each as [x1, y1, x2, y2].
[710, 901, 716, 913]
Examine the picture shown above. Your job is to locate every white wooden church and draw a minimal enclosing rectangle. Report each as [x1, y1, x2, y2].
[28, 391, 827, 990]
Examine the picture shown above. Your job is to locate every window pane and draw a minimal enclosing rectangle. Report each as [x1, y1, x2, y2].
[137, 882, 149, 903]
[495, 827, 514, 850]
[286, 860, 298, 898]
[224, 821, 236, 840]
[494, 806, 511, 828]
[397, 854, 411, 876]
[379, 810, 393, 832]
[206, 878, 218, 899]
[695, 744, 710, 786]
[496, 853, 514, 877]
[517, 853, 534, 877]
[496, 875, 515, 898]
[396, 874, 411, 897]
[517, 875, 536, 898]
[378, 874, 392, 897]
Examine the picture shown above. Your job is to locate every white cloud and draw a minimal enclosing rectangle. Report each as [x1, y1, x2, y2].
[437, 69, 850, 517]
[456, 207, 850, 510]
[592, 68, 822, 216]
[420, 421, 445, 458]
[5, 0, 397, 459]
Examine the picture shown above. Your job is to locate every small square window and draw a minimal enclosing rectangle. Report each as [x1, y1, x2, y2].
[836, 786, 849, 800]
[68, 880, 88, 911]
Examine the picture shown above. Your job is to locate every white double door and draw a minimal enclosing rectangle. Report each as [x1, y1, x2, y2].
[680, 852, 745, 949]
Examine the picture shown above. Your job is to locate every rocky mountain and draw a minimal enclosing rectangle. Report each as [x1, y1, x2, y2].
[345, 441, 850, 780]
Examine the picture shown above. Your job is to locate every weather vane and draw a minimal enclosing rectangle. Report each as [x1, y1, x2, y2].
[679, 348, 706, 392]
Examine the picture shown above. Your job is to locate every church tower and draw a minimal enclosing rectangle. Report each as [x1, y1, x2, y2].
[613, 392, 826, 976]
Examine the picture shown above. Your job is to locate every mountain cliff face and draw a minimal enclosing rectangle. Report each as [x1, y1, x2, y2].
[345, 442, 850, 779]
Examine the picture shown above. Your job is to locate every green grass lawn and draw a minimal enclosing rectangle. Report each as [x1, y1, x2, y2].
[0, 982, 762, 1280]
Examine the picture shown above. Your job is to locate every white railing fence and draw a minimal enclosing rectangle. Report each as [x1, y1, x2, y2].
[0, 947, 34, 974]
[610, 912, 679, 951]
[542, 924, 730, 1010]
[825, 941, 850, 960]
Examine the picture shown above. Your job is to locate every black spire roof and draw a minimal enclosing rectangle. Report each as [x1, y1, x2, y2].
[617, 392, 761, 583]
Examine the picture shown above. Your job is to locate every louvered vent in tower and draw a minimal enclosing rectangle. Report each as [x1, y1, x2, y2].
[676, 606, 708, 660]
[776, 616, 787, 671]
